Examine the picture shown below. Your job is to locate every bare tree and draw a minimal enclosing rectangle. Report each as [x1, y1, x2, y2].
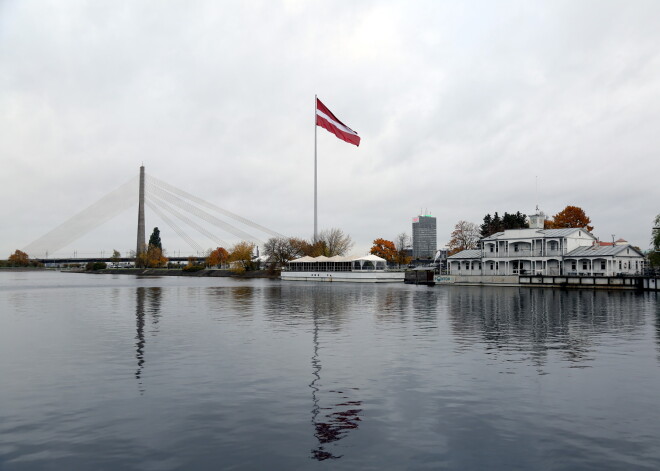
[447, 221, 480, 255]
[317, 228, 354, 256]
[263, 237, 306, 267]
[394, 232, 411, 267]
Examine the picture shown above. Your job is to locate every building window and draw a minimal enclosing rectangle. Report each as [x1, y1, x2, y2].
[489, 245, 493, 252]
[601, 261, 606, 270]
[582, 261, 588, 270]
[571, 261, 576, 270]
[619, 260, 622, 269]
[489, 262, 494, 270]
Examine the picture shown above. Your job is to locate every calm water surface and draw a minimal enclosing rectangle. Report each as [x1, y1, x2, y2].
[1, 271, 659, 470]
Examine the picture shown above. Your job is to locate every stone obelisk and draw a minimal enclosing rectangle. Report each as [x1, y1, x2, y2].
[136, 165, 146, 256]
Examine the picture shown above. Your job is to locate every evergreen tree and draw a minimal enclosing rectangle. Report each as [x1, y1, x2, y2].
[148, 227, 162, 250]
[502, 211, 528, 230]
[480, 214, 493, 237]
[492, 212, 503, 234]
[482, 211, 529, 237]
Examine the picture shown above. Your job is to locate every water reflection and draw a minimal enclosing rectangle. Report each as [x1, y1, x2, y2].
[261, 285, 353, 331]
[206, 286, 257, 320]
[308, 299, 362, 460]
[229, 286, 254, 314]
[448, 287, 648, 367]
[654, 294, 660, 362]
[135, 287, 162, 392]
[375, 289, 410, 322]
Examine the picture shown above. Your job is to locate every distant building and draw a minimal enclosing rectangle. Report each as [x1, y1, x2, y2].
[412, 215, 437, 259]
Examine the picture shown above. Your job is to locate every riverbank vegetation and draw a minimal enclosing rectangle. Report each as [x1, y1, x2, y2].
[650, 214, 660, 267]
[1, 250, 43, 268]
[262, 228, 354, 269]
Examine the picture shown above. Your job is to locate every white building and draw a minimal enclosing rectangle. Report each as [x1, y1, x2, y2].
[448, 214, 645, 276]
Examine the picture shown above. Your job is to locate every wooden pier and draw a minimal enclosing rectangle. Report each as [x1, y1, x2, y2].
[435, 274, 660, 291]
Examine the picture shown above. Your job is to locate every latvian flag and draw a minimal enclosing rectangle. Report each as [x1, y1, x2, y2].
[316, 98, 361, 146]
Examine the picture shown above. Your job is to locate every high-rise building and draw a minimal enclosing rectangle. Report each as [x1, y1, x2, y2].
[412, 215, 437, 259]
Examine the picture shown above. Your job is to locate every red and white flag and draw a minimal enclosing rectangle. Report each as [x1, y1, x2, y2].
[316, 98, 360, 147]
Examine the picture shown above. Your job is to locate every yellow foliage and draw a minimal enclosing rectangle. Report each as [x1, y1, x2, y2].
[229, 241, 255, 272]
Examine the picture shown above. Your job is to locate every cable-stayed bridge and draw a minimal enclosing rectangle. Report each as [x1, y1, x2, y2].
[24, 166, 284, 260]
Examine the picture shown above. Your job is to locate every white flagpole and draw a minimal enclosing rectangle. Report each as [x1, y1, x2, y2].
[314, 94, 318, 242]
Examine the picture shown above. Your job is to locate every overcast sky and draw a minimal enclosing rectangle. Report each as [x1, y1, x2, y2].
[1, 0, 659, 258]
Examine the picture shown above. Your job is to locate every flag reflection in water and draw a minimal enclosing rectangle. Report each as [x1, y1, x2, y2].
[309, 310, 362, 461]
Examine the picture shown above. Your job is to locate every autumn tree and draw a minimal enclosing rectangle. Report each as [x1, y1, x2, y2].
[394, 232, 412, 267]
[447, 221, 480, 256]
[111, 249, 121, 265]
[186, 255, 199, 268]
[546, 205, 593, 232]
[135, 228, 168, 268]
[304, 240, 329, 257]
[145, 245, 168, 268]
[206, 247, 229, 268]
[229, 241, 256, 273]
[8, 249, 29, 266]
[370, 238, 397, 263]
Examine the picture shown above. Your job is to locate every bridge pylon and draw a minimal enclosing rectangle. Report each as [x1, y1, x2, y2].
[136, 165, 146, 256]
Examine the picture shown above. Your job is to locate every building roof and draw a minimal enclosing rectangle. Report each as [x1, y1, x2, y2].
[289, 254, 387, 263]
[291, 256, 317, 262]
[541, 228, 593, 238]
[565, 244, 644, 258]
[447, 249, 482, 259]
[598, 238, 627, 246]
[481, 227, 593, 241]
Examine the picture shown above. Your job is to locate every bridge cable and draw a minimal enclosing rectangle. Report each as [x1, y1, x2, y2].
[24, 177, 138, 257]
[149, 195, 229, 248]
[147, 174, 285, 239]
[145, 200, 204, 254]
[145, 182, 264, 245]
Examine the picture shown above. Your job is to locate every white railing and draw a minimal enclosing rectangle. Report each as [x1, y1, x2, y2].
[482, 249, 566, 258]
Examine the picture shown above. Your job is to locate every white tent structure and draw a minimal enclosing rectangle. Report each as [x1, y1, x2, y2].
[282, 254, 403, 283]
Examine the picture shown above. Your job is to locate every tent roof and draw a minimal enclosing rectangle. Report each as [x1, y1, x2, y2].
[289, 254, 387, 263]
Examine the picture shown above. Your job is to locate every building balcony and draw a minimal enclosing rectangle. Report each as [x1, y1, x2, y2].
[482, 249, 565, 259]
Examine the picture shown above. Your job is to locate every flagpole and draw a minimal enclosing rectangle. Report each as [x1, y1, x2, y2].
[314, 94, 318, 242]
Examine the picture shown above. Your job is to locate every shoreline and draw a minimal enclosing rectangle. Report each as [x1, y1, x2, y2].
[0, 267, 279, 279]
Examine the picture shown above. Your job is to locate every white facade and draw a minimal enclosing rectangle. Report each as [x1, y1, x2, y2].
[448, 227, 645, 276]
[282, 254, 404, 283]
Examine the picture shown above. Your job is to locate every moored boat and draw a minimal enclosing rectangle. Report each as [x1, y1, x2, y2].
[281, 254, 404, 283]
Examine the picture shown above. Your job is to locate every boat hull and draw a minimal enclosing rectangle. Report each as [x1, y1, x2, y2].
[281, 271, 404, 283]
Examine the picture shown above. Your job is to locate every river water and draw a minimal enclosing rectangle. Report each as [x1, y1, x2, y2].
[1, 271, 659, 470]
